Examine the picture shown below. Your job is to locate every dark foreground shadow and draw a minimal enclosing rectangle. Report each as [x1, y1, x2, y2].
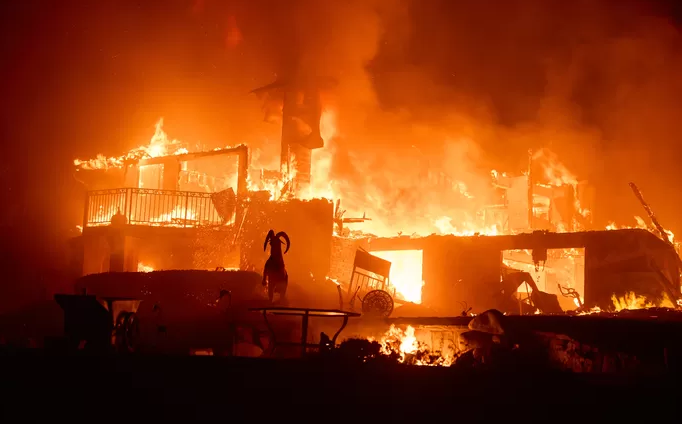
[0, 350, 679, 422]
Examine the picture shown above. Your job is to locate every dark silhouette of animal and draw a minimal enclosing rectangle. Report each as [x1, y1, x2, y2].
[262, 230, 290, 302]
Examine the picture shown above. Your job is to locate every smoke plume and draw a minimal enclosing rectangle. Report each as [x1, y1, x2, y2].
[202, 0, 680, 233]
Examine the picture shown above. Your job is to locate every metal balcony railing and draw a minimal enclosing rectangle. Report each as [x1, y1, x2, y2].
[83, 188, 229, 229]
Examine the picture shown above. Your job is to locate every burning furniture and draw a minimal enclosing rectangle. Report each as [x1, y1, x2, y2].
[346, 249, 396, 317]
[496, 268, 564, 314]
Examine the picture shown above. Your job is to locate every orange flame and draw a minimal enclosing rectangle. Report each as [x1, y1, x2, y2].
[74, 114, 679, 311]
[137, 262, 154, 273]
[369, 324, 455, 366]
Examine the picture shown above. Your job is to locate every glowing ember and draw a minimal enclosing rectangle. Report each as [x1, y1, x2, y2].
[577, 307, 603, 315]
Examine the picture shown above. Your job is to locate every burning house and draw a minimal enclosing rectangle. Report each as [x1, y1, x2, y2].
[72, 133, 333, 284]
[70, 77, 680, 317]
[328, 147, 679, 313]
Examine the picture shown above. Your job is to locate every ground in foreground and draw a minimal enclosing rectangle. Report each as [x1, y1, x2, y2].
[0, 351, 679, 421]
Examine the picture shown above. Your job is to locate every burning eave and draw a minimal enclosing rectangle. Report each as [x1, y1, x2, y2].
[74, 143, 249, 171]
[136, 144, 248, 167]
[74, 143, 251, 196]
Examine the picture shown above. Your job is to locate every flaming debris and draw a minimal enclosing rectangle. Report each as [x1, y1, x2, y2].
[576, 307, 603, 316]
[74, 119, 190, 170]
[369, 325, 456, 366]
[606, 217, 678, 248]
[137, 262, 154, 273]
[610, 292, 676, 311]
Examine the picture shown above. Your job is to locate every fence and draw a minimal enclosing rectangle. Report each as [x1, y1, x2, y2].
[83, 188, 228, 228]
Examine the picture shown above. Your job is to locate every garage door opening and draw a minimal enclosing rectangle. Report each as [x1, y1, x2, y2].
[502, 248, 585, 311]
[371, 250, 425, 304]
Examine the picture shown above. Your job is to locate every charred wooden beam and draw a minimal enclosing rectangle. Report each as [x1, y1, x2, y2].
[363, 228, 669, 252]
[138, 145, 250, 199]
[629, 182, 672, 245]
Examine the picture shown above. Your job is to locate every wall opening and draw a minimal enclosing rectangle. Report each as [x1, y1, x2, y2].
[179, 155, 239, 193]
[138, 164, 163, 189]
[371, 250, 424, 304]
[502, 248, 585, 311]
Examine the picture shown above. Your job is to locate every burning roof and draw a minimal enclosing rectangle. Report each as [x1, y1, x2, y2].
[73, 117, 678, 248]
[73, 119, 245, 171]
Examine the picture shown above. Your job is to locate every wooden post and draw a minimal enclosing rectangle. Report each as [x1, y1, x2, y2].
[183, 192, 189, 228]
[82, 191, 90, 230]
[125, 188, 132, 223]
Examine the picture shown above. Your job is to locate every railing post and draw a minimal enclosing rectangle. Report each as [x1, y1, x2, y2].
[82, 191, 90, 229]
[183, 192, 189, 228]
[125, 188, 132, 223]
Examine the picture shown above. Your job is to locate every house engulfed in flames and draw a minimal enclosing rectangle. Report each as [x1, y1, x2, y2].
[70, 79, 681, 314]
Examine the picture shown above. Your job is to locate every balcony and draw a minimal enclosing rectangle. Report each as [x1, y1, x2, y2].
[83, 188, 235, 229]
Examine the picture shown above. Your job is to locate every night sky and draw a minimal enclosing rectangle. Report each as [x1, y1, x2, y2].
[0, 0, 680, 312]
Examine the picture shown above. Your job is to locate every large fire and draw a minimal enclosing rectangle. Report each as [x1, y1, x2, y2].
[137, 262, 154, 273]
[74, 119, 190, 170]
[371, 250, 424, 304]
[74, 113, 675, 239]
[74, 113, 680, 309]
